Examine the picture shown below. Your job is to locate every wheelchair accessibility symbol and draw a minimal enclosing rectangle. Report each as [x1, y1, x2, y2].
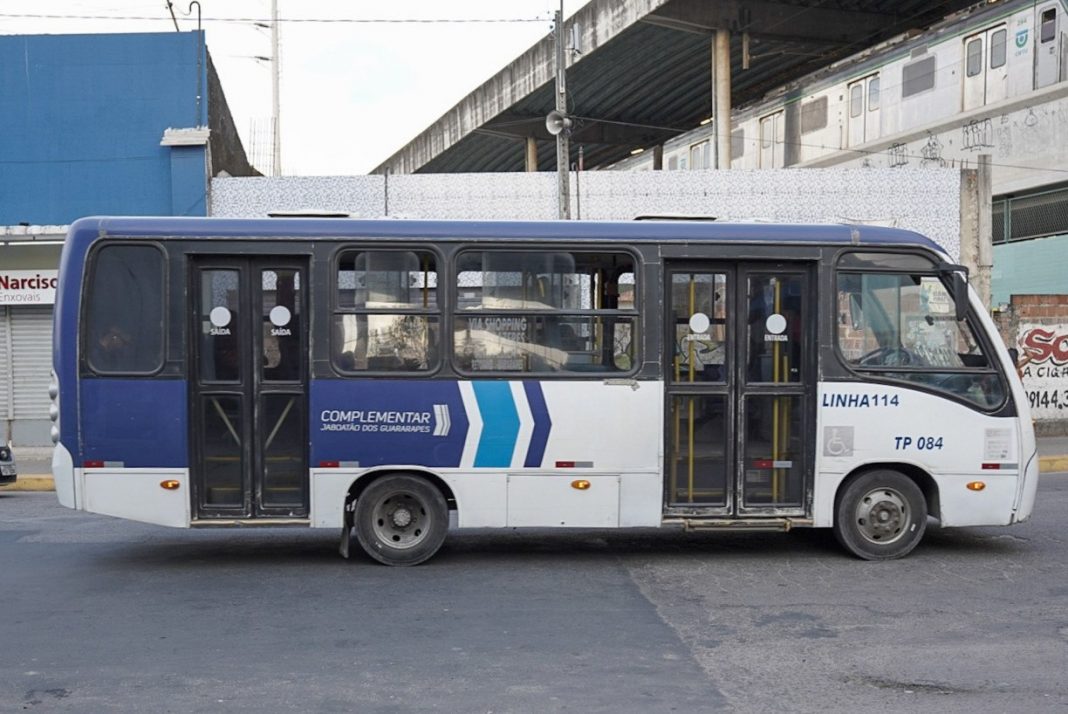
[823, 426, 854, 457]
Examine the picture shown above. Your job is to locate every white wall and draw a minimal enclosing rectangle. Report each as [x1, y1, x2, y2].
[212, 168, 962, 260]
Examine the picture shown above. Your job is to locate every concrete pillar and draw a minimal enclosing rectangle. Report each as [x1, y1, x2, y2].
[714, 30, 731, 170]
[976, 154, 993, 310]
[959, 168, 979, 290]
[959, 157, 994, 311]
[525, 137, 539, 172]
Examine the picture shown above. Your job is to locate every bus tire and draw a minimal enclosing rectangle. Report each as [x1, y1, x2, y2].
[834, 470, 927, 561]
[352, 474, 448, 566]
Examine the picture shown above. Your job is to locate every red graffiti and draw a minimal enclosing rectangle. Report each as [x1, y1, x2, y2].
[1021, 328, 1068, 365]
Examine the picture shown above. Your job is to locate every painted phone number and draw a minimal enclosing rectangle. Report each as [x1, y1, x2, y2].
[1027, 389, 1068, 410]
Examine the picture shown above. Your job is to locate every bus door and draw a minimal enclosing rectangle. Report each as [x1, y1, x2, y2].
[963, 25, 1008, 111]
[190, 257, 309, 520]
[665, 264, 812, 517]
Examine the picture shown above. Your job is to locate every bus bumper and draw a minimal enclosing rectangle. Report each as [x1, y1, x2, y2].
[1012, 448, 1040, 524]
[53, 442, 76, 509]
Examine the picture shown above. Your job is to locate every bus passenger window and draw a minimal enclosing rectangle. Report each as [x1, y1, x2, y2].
[837, 270, 1005, 409]
[85, 245, 165, 374]
[453, 251, 638, 374]
[333, 250, 439, 373]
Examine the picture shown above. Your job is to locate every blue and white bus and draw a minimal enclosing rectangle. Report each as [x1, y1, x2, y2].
[50, 217, 1037, 564]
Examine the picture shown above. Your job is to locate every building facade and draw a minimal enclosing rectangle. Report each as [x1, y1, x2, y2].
[0, 31, 256, 445]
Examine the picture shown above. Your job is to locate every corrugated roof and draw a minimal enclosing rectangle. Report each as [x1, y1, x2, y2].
[376, 0, 985, 175]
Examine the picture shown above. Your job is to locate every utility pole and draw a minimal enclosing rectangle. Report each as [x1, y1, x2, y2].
[554, 4, 570, 219]
[271, 0, 282, 176]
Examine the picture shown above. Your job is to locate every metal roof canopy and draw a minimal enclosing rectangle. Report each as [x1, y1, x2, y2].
[373, 0, 981, 175]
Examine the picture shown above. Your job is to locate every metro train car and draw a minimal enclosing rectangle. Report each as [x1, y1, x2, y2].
[613, 0, 1067, 172]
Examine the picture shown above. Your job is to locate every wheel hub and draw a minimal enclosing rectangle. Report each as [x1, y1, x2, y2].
[855, 488, 909, 544]
[391, 507, 413, 528]
[369, 491, 429, 550]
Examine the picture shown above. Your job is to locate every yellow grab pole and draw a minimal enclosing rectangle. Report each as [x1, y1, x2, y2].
[688, 397, 695, 502]
[771, 279, 781, 503]
[687, 276, 696, 502]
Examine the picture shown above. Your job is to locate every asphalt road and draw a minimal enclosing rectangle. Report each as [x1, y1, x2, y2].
[2, 477, 1067, 713]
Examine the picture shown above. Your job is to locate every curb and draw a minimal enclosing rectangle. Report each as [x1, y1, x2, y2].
[1041, 455, 1068, 473]
[4, 458, 1068, 493]
[1, 476, 57, 492]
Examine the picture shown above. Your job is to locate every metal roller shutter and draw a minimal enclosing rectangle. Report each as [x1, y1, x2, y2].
[0, 307, 11, 422]
[11, 307, 54, 419]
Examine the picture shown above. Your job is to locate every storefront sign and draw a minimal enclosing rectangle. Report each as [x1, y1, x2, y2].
[1019, 323, 1068, 419]
[0, 270, 58, 305]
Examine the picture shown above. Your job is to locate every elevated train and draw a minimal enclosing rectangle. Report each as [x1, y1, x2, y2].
[613, 0, 1067, 173]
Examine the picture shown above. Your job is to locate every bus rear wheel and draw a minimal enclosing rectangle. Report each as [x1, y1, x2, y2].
[834, 470, 927, 561]
[352, 475, 448, 566]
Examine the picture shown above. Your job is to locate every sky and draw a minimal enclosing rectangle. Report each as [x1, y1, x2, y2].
[0, 1, 588, 176]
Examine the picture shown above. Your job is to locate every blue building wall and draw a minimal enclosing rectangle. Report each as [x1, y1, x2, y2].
[0, 32, 208, 224]
[992, 233, 1068, 306]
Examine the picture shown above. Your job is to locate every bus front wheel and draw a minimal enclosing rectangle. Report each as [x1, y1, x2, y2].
[352, 475, 448, 566]
[834, 470, 927, 560]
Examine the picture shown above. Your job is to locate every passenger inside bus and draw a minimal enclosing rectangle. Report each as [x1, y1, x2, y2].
[93, 324, 134, 372]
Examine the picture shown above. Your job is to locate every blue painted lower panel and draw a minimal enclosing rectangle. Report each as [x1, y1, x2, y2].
[77, 378, 556, 471]
[311, 380, 470, 468]
[80, 378, 188, 467]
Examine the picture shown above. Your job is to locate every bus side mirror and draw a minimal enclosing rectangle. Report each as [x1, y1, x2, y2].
[1008, 347, 1020, 365]
[951, 272, 968, 321]
[848, 293, 864, 330]
[939, 263, 970, 322]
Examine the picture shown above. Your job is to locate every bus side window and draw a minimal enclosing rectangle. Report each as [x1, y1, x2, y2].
[836, 269, 1005, 409]
[453, 252, 638, 374]
[85, 245, 165, 374]
[333, 250, 439, 373]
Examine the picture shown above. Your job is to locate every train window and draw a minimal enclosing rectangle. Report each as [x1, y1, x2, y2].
[990, 29, 1007, 69]
[966, 38, 982, 77]
[1041, 8, 1056, 43]
[868, 78, 880, 111]
[668, 156, 678, 171]
[801, 96, 828, 133]
[902, 56, 936, 97]
[849, 85, 863, 118]
[731, 129, 745, 159]
[689, 141, 710, 170]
